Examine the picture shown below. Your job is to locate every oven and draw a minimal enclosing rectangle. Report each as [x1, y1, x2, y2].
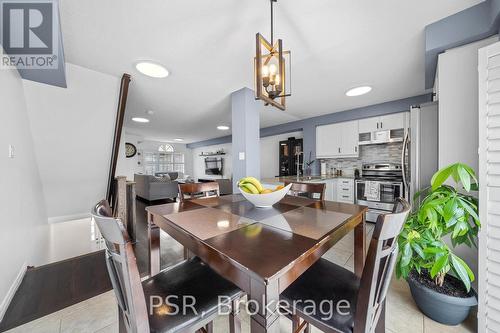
[355, 163, 404, 223]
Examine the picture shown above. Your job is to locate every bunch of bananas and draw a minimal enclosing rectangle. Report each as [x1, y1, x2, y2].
[238, 177, 284, 194]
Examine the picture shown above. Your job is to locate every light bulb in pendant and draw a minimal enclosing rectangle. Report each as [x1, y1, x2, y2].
[262, 65, 269, 77]
[269, 64, 277, 75]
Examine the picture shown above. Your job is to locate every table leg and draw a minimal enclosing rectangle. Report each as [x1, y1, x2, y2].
[148, 212, 160, 276]
[354, 214, 366, 278]
[375, 301, 386, 333]
[249, 279, 280, 333]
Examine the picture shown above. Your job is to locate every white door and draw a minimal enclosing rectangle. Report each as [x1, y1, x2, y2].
[380, 113, 405, 130]
[316, 123, 340, 157]
[478, 41, 500, 333]
[358, 116, 379, 133]
[340, 120, 359, 156]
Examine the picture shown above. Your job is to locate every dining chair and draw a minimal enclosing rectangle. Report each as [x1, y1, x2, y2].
[284, 181, 326, 201]
[178, 182, 220, 202]
[281, 198, 411, 333]
[92, 200, 242, 333]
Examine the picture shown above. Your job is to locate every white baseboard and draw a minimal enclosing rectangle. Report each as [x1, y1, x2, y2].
[0, 263, 27, 322]
[48, 212, 90, 224]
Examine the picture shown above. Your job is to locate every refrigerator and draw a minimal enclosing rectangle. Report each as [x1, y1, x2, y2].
[402, 101, 439, 202]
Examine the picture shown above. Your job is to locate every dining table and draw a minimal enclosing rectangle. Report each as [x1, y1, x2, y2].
[146, 194, 370, 333]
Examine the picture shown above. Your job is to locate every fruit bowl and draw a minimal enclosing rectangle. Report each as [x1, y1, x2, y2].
[240, 183, 292, 208]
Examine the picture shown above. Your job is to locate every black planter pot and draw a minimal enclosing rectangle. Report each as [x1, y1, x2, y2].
[407, 274, 477, 325]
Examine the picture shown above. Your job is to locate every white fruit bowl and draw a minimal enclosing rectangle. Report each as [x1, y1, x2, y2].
[239, 183, 292, 208]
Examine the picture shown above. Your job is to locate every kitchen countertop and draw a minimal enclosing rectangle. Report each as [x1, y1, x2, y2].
[261, 175, 357, 185]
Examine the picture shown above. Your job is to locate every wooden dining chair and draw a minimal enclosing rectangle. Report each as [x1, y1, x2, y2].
[281, 198, 411, 333]
[178, 182, 220, 202]
[91, 200, 242, 333]
[284, 181, 326, 201]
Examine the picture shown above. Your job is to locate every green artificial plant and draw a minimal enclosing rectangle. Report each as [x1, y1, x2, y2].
[396, 163, 480, 292]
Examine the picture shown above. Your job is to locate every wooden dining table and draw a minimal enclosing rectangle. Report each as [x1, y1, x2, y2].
[146, 194, 369, 333]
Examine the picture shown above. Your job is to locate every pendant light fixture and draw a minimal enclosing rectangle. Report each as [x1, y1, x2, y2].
[255, 0, 291, 111]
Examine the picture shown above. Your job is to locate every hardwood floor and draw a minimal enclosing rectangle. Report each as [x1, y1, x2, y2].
[0, 196, 183, 332]
[0, 251, 111, 332]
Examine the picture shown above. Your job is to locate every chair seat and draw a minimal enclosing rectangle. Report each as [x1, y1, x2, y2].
[142, 257, 241, 333]
[280, 258, 360, 333]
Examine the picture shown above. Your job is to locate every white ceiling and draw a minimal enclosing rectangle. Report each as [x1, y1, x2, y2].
[59, 0, 482, 143]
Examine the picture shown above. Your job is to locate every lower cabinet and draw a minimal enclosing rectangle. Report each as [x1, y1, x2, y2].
[308, 178, 354, 203]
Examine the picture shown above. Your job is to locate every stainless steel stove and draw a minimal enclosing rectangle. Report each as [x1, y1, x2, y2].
[355, 163, 404, 223]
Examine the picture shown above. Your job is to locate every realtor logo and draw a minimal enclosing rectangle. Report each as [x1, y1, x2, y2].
[1, 0, 58, 69]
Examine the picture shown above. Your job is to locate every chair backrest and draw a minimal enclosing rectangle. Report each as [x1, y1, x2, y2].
[91, 200, 149, 333]
[353, 198, 411, 333]
[178, 182, 220, 202]
[284, 181, 326, 201]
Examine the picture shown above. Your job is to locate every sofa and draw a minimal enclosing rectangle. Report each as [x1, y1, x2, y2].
[134, 174, 179, 201]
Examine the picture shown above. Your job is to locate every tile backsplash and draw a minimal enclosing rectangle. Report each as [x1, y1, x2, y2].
[320, 143, 403, 173]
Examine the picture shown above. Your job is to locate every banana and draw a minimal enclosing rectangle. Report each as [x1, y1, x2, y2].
[240, 183, 260, 194]
[238, 177, 263, 192]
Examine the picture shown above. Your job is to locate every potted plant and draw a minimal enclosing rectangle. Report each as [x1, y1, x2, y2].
[396, 163, 480, 325]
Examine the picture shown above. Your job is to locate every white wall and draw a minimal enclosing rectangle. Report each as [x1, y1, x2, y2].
[190, 131, 303, 181]
[191, 143, 232, 180]
[23, 63, 119, 222]
[260, 131, 303, 179]
[116, 132, 194, 181]
[0, 67, 49, 316]
[437, 36, 498, 285]
[438, 36, 498, 173]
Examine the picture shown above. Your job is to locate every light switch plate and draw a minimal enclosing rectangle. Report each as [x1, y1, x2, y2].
[8, 145, 14, 158]
[239, 152, 245, 160]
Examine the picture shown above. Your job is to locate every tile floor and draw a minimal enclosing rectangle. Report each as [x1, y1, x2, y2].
[5, 224, 477, 333]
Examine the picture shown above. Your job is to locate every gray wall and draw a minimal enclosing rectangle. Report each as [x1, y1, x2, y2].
[188, 94, 432, 175]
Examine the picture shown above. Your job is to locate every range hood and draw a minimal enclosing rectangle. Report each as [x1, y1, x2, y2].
[358, 129, 405, 145]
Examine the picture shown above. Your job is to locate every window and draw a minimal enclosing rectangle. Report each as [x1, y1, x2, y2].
[143, 144, 185, 175]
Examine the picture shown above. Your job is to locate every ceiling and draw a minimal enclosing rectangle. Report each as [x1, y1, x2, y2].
[59, 0, 482, 143]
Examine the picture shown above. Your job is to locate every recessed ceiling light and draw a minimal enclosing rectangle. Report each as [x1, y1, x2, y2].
[146, 110, 155, 115]
[135, 61, 169, 78]
[346, 86, 372, 97]
[131, 117, 150, 123]
[217, 125, 230, 130]
[174, 138, 183, 142]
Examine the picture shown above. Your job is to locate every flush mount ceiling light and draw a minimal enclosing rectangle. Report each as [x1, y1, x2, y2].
[346, 86, 372, 97]
[254, 0, 291, 111]
[174, 138, 183, 142]
[131, 117, 150, 123]
[217, 125, 230, 131]
[135, 61, 169, 78]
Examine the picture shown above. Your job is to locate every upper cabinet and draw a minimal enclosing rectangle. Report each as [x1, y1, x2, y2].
[316, 120, 359, 158]
[358, 113, 406, 133]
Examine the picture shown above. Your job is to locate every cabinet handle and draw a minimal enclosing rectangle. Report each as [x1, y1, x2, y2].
[381, 122, 383, 129]
[355, 146, 358, 153]
[342, 195, 349, 198]
[377, 122, 379, 129]
[338, 147, 341, 153]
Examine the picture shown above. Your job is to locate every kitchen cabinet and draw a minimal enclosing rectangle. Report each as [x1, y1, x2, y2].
[316, 120, 359, 158]
[336, 178, 354, 204]
[358, 113, 406, 133]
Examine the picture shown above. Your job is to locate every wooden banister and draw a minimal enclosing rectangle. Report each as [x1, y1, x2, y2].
[107, 73, 131, 206]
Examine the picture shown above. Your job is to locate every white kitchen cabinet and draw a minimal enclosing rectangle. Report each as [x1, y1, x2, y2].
[316, 123, 340, 158]
[336, 178, 355, 204]
[358, 117, 379, 133]
[358, 113, 406, 133]
[379, 113, 406, 131]
[316, 121, 359, 158]
[340, 121, 359, 156]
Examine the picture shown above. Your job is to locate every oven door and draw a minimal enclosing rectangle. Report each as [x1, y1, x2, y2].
[356, 180, 403, 203]
[355, 180, 403, 221]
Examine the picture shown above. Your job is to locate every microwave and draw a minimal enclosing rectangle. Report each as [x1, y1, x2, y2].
[358, 128, 405, 145]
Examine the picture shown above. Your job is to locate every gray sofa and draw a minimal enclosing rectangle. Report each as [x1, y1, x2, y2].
[134, 174, 179, 201]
